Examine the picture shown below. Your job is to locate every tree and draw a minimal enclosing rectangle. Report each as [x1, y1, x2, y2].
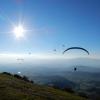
[22, 75, 30, 82]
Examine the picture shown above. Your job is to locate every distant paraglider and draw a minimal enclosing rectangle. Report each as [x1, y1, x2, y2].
[54, 49, 56, 54]
[62, 47, 89, 71]
[62, 45, 65, 50]
[74, 68, 77, 71]
[18, 59, 24, 61]
[29, 53, 31, 56]
[62, 47, 89, 55]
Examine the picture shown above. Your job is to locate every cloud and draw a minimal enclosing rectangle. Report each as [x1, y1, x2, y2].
[0, 52, 13, 55]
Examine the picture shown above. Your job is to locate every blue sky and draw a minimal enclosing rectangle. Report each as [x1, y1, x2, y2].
[0, 0, 100, 62]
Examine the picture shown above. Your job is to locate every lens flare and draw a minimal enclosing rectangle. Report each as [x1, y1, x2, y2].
[14, 26, 24, 38]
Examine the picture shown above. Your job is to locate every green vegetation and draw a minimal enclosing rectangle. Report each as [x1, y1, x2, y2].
[62, 86, 74, 94]
[0, 72, 89, 100]
[31, 71, 100, 99]
[62, 71, 100, 99]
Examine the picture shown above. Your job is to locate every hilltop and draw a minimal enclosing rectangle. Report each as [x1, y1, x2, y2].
[0, 72, 89, 100]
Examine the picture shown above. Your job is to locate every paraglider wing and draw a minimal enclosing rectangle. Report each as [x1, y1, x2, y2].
[62, 45, 65, 47]
[54, 49, 56, 51]
[62, 47, 89, 55]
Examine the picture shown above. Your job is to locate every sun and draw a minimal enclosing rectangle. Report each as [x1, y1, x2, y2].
[14, 26, 24, 38]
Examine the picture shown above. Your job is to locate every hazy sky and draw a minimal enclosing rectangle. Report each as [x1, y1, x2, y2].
[0, 0, 100, 62]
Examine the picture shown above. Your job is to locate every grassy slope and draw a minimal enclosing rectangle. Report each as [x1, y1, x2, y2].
[0, 74, 89, 100]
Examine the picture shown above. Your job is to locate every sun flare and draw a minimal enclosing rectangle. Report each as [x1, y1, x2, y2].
[14, 26, 24, 38]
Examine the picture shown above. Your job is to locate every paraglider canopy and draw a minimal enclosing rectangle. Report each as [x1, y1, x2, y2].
[62, 45, 65, 47]
[62, 47, 89, 55]
[29, 53, 31, 55]
[54, 49, 56, 51]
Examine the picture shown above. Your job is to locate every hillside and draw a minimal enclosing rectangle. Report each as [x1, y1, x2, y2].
[0, 73, 89, 100]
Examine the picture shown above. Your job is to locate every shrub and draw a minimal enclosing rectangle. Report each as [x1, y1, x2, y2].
[30, 80, 34, 83]
[22, 75, 30, 82]
[78, 93, 89, 99]
[2, 72, 13, 76]
[14, 74, 22, 79]
[51, 85, 60, 89]
[62, 87, 74, 94]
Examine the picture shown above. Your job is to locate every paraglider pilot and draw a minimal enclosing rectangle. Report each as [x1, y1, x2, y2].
[74, 68, 77, 71]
